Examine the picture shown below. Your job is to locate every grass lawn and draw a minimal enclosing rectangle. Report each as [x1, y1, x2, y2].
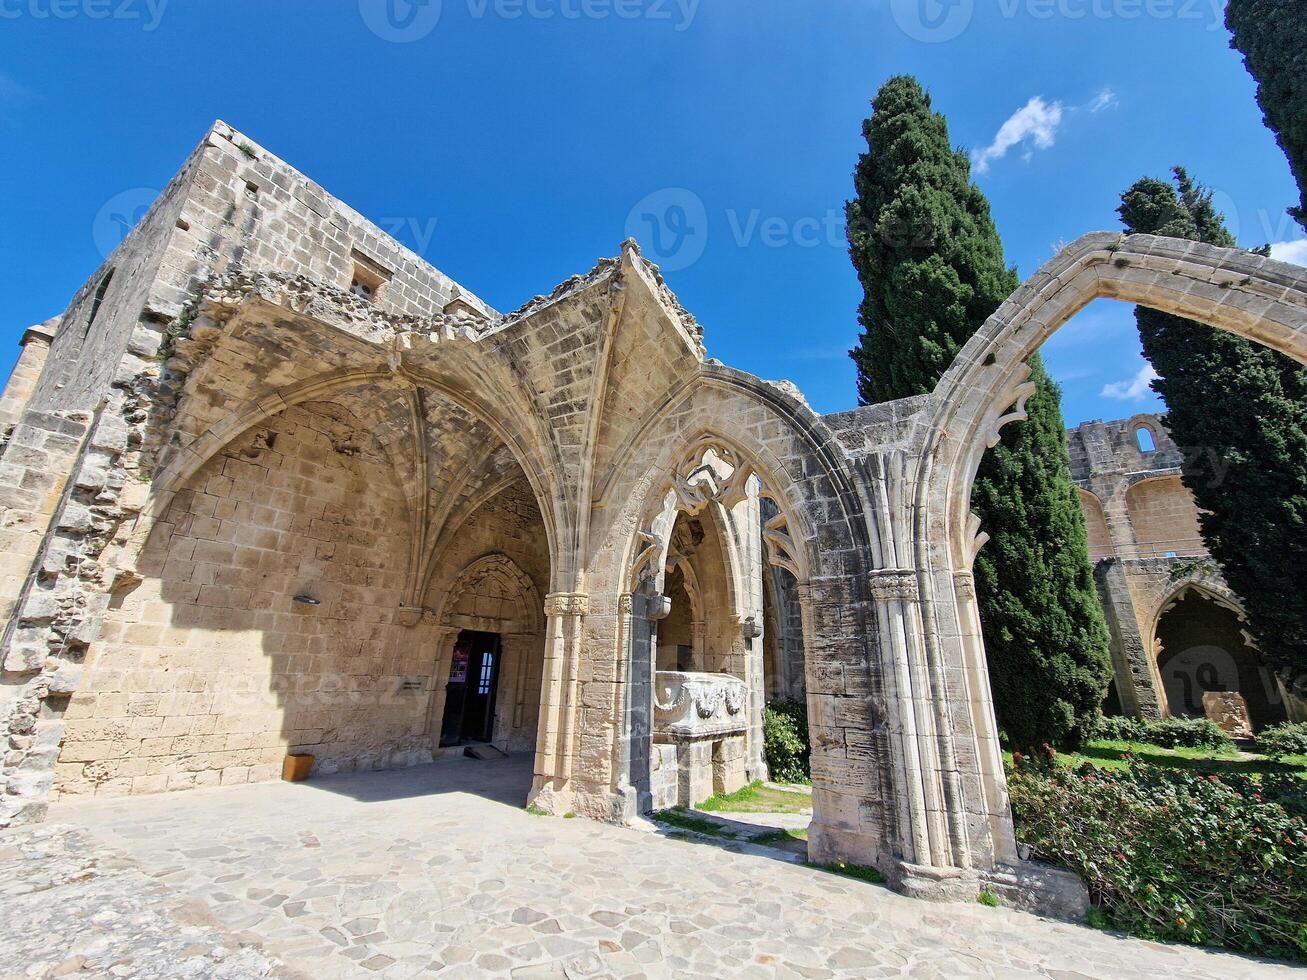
[695, 781, 813, 814]
[750, 827, 808, 845]
[1004, 739, 1307, 778]
[652, 808, 737, 838]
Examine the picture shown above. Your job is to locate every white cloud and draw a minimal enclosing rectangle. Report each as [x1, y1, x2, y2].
[1088, 87, 1118, 113]
[1101, 363, 1159, 401]
[971, 97, 1064, 175]
[1270, 239, 1307, 267]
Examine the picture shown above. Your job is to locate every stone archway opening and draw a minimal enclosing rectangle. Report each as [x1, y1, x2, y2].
[1155, 587, 1287, 734]
[648, 509, 754, 809]
[54, 376, 557, 806]
[912, 234, 1307, 880]
[623, 439, 813, 819]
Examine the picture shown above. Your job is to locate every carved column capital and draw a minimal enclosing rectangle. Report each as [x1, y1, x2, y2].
[952, 570, 976, 600]
[544, 592, 589, 617]
[618, 593, 634, 615]
[868, 569, 919, 603]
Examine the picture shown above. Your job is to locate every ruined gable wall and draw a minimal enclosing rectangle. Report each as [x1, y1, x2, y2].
[31, 120, 493, 417]
[1125, 476, 1205, 558]
[54, 402, 436, 799]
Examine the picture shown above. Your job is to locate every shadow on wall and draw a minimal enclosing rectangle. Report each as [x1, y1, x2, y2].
[57, 391, 552, 806]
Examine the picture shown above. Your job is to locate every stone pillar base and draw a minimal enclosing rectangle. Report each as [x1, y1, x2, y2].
[892, 860, 1088, 922]
[806, 820, 886, 870]
[528, 775, 634, 824]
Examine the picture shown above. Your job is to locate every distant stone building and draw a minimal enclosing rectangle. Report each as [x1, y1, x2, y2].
[1, 120, 1304, 912]
[1068, 414, 1303, 730]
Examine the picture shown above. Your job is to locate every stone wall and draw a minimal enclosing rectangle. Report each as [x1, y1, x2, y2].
[1124, 476, 1204, 557]
[32, 120, 492, 418]
[54, 402, 432, 799]
[1067, 412, 1287, 725]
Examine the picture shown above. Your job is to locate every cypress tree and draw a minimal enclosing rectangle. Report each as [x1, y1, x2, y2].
[847, 76, 1112, 749]
[1119, 169, 1307, 690]
[1226, 0, 1307, 232]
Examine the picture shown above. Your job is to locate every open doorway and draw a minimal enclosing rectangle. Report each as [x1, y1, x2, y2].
[439, 630, 503, 747]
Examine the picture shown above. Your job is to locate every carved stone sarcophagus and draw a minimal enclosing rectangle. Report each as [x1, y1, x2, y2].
[653, 671, 748, 741]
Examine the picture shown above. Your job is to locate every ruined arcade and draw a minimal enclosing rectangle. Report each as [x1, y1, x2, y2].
[4, 122, 1307, 911]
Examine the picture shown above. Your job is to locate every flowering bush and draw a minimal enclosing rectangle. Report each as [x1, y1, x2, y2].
[1092, 714, 1233, 750]
[1259, 722, 1307, 760]
[763, 699, 810, 783]
[1009, 748, 1307, 961]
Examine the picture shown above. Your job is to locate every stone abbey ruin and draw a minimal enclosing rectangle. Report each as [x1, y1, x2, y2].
[2, 122, 1305, 911]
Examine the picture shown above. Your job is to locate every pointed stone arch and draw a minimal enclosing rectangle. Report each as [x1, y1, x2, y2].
[901, 233, 1307, 893]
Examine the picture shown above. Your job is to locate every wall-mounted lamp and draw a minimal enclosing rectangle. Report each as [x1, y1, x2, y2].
[293, 594, 322, 606]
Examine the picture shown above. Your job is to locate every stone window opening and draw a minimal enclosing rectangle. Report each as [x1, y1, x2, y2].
[85, 269, 114, 335]
[1135, 426, 1157, 453]
[349, 251, 392, 304]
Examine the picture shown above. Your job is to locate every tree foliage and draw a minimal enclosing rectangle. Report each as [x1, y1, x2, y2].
[1226, 0, 1307, 232]
[846, 75, 1016, 406]
[846, 75, 1111, 749]
[971, 359, 1113, 749]
[1119, 169, 1307, 691]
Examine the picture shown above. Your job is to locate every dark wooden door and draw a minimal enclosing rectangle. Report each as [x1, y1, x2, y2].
[439, 631, 502, 746]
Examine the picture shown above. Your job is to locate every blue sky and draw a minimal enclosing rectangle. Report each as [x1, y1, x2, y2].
[2, 0, 1304, 424]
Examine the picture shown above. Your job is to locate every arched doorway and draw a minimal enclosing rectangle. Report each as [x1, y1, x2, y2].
[427, 552, 547, 756]
[1155, 587, 1287, 732]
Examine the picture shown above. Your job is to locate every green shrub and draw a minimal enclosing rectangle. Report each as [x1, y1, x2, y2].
[763, 699, 810, 784]
[1260, 722, 1307, 760]
[1092, 715, 1233, 751]
[1009, 748, 1307, 961]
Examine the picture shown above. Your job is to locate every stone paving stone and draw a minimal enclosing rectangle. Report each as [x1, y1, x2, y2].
[0, 824, 282, 978]
[6, 755, 1291, 979]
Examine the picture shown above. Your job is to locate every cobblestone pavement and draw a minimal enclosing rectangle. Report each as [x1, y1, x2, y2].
[0, 824, 280, 979]
[16, 755, 1290, 979]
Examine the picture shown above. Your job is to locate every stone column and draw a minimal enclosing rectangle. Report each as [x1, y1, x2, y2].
[864, 568, 948, 870]
[529, 592, 588, 809]
[799, 577, 890, 871]
[689, 620, 706, 671]
[611, 590, 668, 819]
[741, 614, 767, 782]
[1094, 560, 1163, 719]
[949, 570, 1018, 865]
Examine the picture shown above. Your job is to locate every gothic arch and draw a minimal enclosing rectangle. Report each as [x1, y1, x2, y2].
[424, 552, 547, 757]
[145, 369, 563, 566]
[433, 552, 544, 635]
[592, 370, 892, 867]
[1149, 575, 1247, 646]
[907, 233, 1307, 878]
[924, 233, 1307, 558]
